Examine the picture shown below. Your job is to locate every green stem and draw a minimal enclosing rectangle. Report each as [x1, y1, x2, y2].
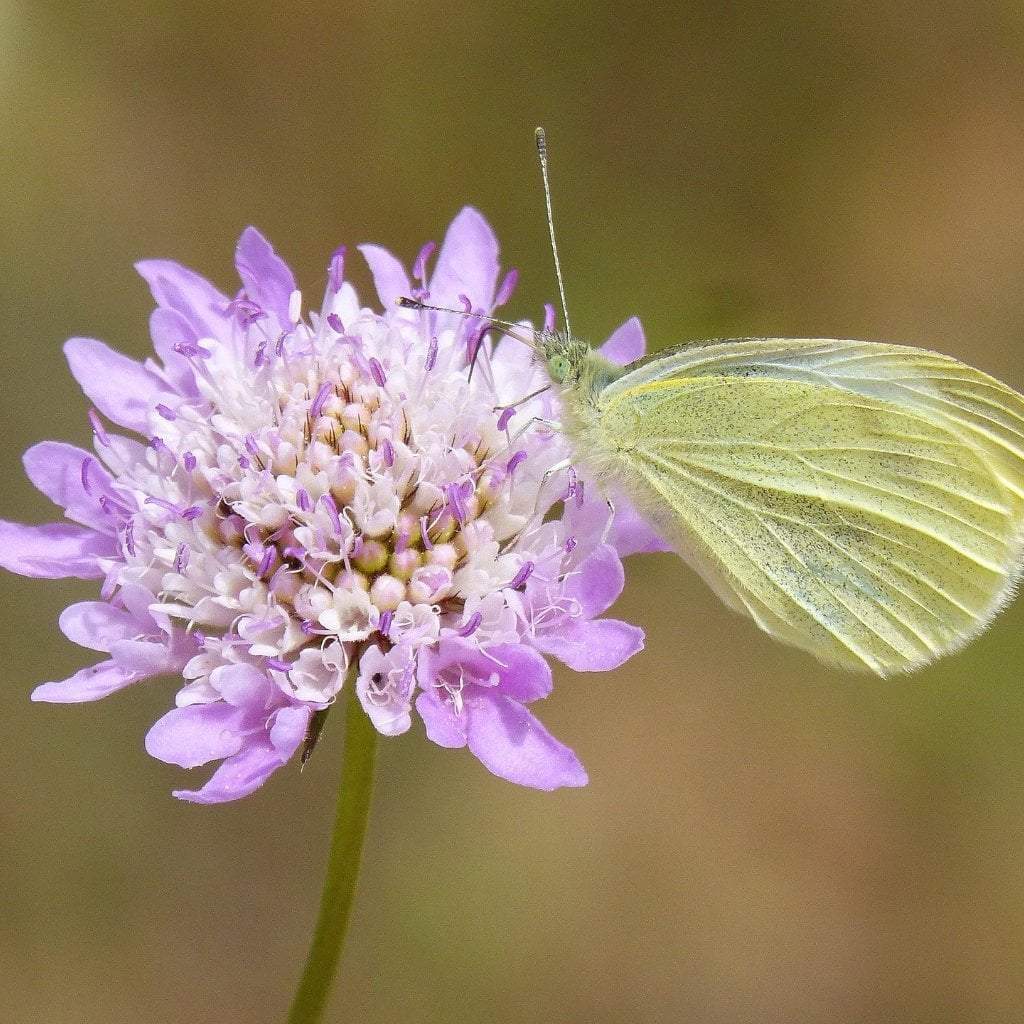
[286, 686, 378, 1024]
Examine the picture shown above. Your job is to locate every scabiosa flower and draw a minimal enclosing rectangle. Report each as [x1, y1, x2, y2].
[0, 207, 663, 802]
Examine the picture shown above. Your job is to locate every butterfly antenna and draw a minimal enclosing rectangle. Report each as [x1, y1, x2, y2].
[535, 126, 572, 338]
[396, 297, 538, 351]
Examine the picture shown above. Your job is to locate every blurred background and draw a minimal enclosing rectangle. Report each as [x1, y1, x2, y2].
[3, 2, 1024, 1021]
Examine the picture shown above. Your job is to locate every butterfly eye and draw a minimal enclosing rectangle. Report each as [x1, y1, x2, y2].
[548, 354, 571, 382]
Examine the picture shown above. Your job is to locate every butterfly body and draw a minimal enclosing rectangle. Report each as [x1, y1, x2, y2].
[541, 334, 1024, 676]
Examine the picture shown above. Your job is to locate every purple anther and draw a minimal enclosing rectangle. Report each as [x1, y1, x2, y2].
[183, 451, 197, 472]
[310, 382, 333, 418]
[509, 561, 534, 589]
[156, 403, 177, 421]
[257, 547, 275, 578]
[395, 528, 409, 555]
[296, 488, 313, 513]
[238, 455, 251, 470]
[276, 331, 289, 356]
[282, 546, 306, 563]
[445, 480, 471, 525]
[244, 433, 260, 457]
[496, 407, 516, 432]
[413, 240, 436, 282]
[173, 543, 190, 574]
[378, 610, 394, 636]
[419, 515, 433, 550]
[320, 493, 343, 534]
[100, 495, 131, 518]
[266, 658, 290, 673]
[543, 303, 556, 333]
[254, 342, 267, 368]
[326, 313, 345, 333]
[457, 293, 473, 314]
[80, 457, 95, 495]
[149, 436, 171, 457]
[181, 504, 204, 521]
[328, 245, 347, 292]
[300, 619, 317, 636]
[564, 536, 577, 554]
[574, 480, 585, 508]
[564, 468, 578, 502]
[369, 357, 387, 388]
[192, 631, 206, 650]
[173, 341, 201, 359]
[495, 267, 519, 307]
[457, 611, 482, 637]
[123, 519, 136, 557]
[88, 408, 110, 447]
[425, 335, 439, 372]
[380, 438, 395, 468]
[506, 450, 528, 475]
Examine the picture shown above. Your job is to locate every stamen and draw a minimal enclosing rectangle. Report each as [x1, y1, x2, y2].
[156, 404, 177, 421]
[319, 493, 343, 535]
[310, 382, 333, 418]
[506, 450, 527, 475]
[80, 457, 95, 495]
[326, 313, 345, 333]
[564, 536, 577, 554]
[413, 240, 436, 282]
[457, 611, 482, 637]
[296, 488, 313, 513]
[183, 451, 198, 472]
[496, 407, 516, 432]
[325, 246, 346, 294]
[495, 268, 519, 307]
[173, 543, 190, 574]
[419, 515, 433, 550]
[88, 408, 110, 447]
[181, 505, 204, 521]
[123, 519, 136, 557]
[257, 547, 274, 578]
[369, 357, 387, 387]
[509, 561, 534, 589]
[380, 438, 395, 468]
[543, 303, 556, 333]
[288, 289, 302, 325]
[378, 610, 394, 636]
[145, 496, 181, 515]
[425, 336, 439, 372]
[266, 658, 291, 673]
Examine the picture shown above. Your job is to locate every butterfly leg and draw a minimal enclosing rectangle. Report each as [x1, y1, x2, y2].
[600, 496, 616, 546]
[500, 457, 573, 551]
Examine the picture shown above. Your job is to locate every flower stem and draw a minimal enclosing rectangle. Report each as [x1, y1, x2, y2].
[286, 686, 378, 1024]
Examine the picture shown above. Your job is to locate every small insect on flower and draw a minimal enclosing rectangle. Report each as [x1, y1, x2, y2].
[401, 128, 1024, 678]
[0, 203, 657, 802]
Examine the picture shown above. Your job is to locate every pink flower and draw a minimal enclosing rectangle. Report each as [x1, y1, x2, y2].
[0, 208, 660, 801]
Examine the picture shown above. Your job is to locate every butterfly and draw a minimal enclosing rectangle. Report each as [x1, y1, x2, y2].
[402, 128, 1024, 676]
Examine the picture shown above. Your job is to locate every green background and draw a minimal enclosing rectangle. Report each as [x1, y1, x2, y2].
[3, 2, 1024, 1021]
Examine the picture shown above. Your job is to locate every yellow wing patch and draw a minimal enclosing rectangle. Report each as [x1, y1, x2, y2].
[597, 368, 1024, 675]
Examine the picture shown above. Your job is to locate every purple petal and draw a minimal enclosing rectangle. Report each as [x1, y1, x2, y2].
[466, 692, 587, 790]
[109, 638, 182, 676]
[609, 497, 672, 556]
[598, 316, 646, 366]
[171, 740, 288, 804]
[145, 703, 247, 768]
[358, 244, 412, 309]
[31, 658, 143, 703]
[65, 337, 168, 433]
[135, 259, 230, 342]
[481, 643, 553, 702]
[415, 690, 466, 748]
[59, 601, 138, 652]
[533, 618, 645, 672]
[234, 227, 297, 329]
[22, 441, 119, 531]
[564, 544, 625, 619]
[429, 207, 499, 310]
[0, 520, 112, 579]
[269, 705, 312, 755]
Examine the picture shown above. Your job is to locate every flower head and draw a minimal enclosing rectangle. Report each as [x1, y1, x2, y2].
[0, 207, 662, 802]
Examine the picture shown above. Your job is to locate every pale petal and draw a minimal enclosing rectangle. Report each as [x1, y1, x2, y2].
[533, 618, 645, 671]
[415, 690, 466, 748]
[0, 520, 112, 579]
[59, 601, 138, 652]
[22, 441, 119, 531]
[358, 244, 412, 309]
[599, 316, 646, 366]
[135, 258, 230, 342]
[234, 226, 296, 329]
[172, 739, 288, 803]
[563, 544, 625, 619]
[32, 659, 142, 703]
[429, 207, 499, 310]
[145, 703, 246, 768]
[64, 337, 168, 433]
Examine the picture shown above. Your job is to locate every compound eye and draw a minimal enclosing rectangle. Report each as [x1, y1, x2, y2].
[548, 354, 570, 381]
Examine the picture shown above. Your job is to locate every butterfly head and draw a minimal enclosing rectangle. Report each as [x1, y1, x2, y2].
[538, 330, 590, 386]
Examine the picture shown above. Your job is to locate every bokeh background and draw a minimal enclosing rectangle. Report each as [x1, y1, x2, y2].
[3, 2, 1024, 1021]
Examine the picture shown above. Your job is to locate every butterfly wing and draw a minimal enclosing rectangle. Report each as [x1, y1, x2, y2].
[593, 340, 1024, 674]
